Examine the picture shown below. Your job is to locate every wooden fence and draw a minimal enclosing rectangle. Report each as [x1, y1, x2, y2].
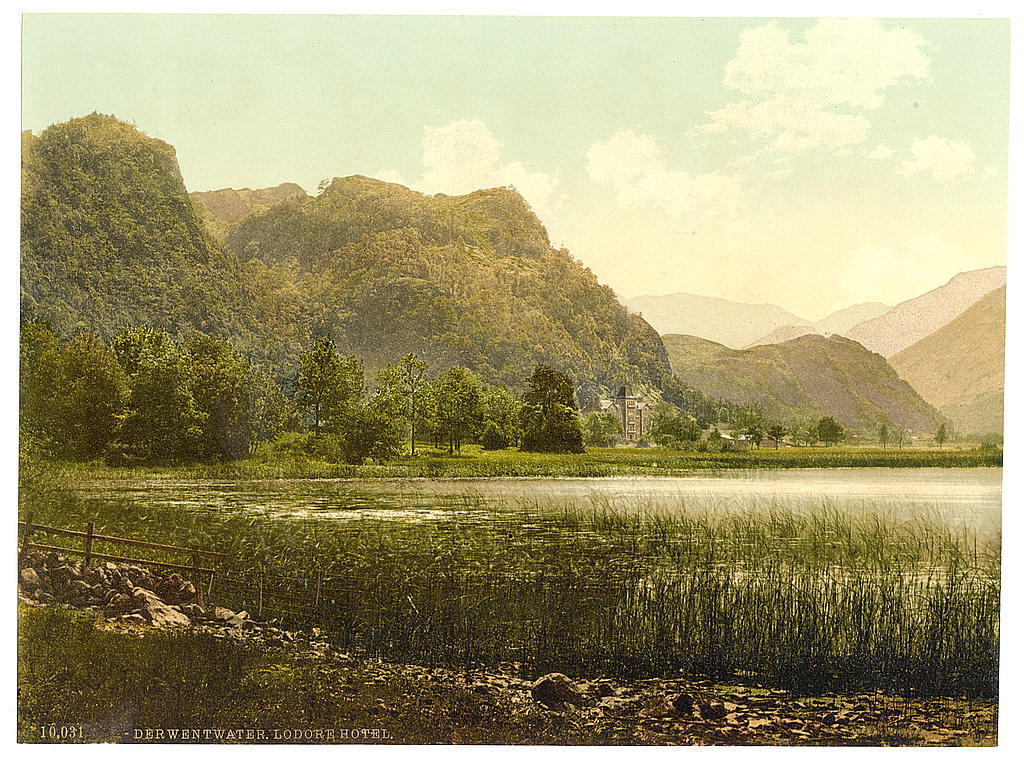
[18, 511, 227, 607]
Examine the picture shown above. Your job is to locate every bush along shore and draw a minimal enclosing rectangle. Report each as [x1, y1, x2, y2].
[18, 551, 996, 746]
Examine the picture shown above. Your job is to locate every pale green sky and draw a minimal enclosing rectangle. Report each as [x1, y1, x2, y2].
[22, 15, 1010, 318]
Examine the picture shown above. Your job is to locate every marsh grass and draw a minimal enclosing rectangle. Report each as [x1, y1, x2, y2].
[26, 483, 1000, 699]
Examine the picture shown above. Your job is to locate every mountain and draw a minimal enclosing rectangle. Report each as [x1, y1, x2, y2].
[889, 286, 1005, 435]
[663, 333, 942, 431]
[20, 114, 274, 354]
[844, 266, 1006, 357]
[22, 115, 669, 390]
[814, 302, 891, 336]
[626, 293, 812, 349]
[190, 183, 307, 241]
[746, 326, 821, 348]
[224, 174, 670, 387]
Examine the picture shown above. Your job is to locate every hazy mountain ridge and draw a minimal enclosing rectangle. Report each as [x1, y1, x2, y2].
[814, 302, 891, 336]
[845, 266, 1006, 357]
[663, 333, 942, 431]
[626, 293, 812, 349]
[746, 326, 821, 348]
[889, 286, 1005, 435]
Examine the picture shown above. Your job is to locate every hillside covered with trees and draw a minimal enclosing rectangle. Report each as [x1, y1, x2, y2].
[663, 333, 942, 432]
[21, 114, 669, 395]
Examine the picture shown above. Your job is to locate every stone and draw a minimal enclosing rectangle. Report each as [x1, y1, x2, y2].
[670, 693, 695, 716]
[179, 603, 206, 619]
[530, 673, 584, 710]
[212, 606, 237, 622]
[131, 587, 191, 629]
[699, 701, 728, 720]
[19, 568, 40, 590]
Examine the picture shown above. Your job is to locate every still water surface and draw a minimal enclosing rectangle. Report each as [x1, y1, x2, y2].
[75, 468, 1002, 541]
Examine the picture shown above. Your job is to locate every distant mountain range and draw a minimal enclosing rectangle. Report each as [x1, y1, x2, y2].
[626, 293, 812, 349]
[628, 293, 892, 350]
[844, 266, 1006, 358]
[889, 286, 1005, 436]
[663, 333, 942, 431]
[814, 302, 892, 336]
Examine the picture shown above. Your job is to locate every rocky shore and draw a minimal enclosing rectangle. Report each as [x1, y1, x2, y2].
[18, 551, 997, 746]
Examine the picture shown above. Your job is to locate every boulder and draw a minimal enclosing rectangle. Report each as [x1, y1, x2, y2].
[530, 673, 584, 710]
[19, 568, 40, 590]
[212, 606, 237, 622]
[131, 587, 191, 628]
[670, 693, 695, 716]
[698, 701, 728, 720]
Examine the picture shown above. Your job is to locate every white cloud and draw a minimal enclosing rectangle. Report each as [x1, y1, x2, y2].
[866, 143, 894, 160]
[587, 129, 744, 217]
[899, 135, 976, 182]
[700, 19, 930, 155]
[841, 234, 980, 305]
[409, 119, 559, 212]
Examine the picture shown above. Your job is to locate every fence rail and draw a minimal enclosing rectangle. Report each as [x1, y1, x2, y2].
[18, 512, 225, 607]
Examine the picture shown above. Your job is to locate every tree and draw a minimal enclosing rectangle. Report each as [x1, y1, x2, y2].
[112, 326, 203, 461]
[20, 319, 65, 455]
[734, 407, 766, 448]
[815, 416, 845, 446]
[56, 332, 129, 459]
[480, 420, 510, 450]
[376, 353, 430, 455]
[878, 423, 890, 449]
[650, 403, 700, 448]
[936, 423, 948, 449]
[185, 335, 283, 460]
[520, 366, 585, 453]
[295, 337, 363, 436]
[318, 399, 404, 464]
[480, 384, 522, 448]
[894, 426, 907, 449]
[432, 367, 483, 454]
[583, 411, 622, 448]
[765, 421, 787, 450]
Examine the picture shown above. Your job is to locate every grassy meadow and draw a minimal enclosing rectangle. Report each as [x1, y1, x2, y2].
[51, 441, 1003, 481]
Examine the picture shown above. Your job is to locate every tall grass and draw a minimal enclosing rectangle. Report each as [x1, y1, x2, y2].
[26, 480, 1000, 699]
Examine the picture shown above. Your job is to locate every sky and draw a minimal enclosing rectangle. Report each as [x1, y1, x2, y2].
[21, 14, 1010, 319]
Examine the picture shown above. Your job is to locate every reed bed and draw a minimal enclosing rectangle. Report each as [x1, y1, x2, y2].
[28, 487, 1000, 698]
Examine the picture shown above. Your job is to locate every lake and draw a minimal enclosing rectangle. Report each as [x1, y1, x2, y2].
[72, 467, 1002, 542]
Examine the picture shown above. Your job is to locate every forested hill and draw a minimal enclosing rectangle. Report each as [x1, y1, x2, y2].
[190, 183, 308, 242]
[21, 115, 669, 391]
[21, 114, 272, 349]
[221, 174, 670, 387]
[663, 333, 942, 431]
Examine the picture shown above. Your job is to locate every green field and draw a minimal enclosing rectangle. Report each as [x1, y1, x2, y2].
[50, 442, 1002, 481]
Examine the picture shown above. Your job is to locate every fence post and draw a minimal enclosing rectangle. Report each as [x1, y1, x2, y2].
[192, 552, 205, 609]
[20, 510, 34, 551]
[313, 567, 322, 624]
[258, 568, 265, 620]
[85, 521, 95, 567]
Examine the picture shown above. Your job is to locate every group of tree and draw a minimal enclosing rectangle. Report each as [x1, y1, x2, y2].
[21, 320, 285, 463]
[22, 321, 588, 465]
